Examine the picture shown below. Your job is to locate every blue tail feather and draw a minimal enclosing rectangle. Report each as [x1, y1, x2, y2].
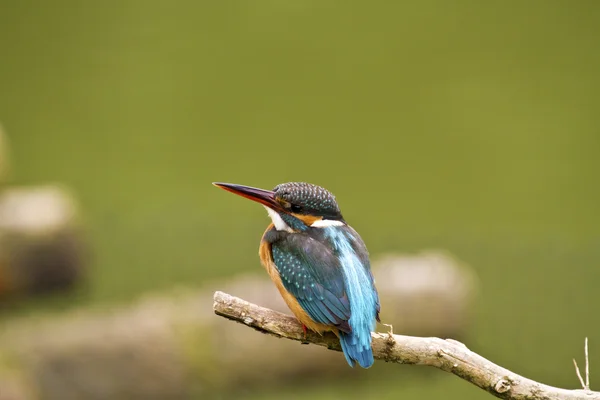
[325, 226, 378, 369]
[339, 331, 374, 368]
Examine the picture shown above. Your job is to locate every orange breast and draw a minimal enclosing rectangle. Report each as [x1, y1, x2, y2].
[259, 224, 337, 335]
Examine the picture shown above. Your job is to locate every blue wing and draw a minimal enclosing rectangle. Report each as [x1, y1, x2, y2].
[344, 226, 381, 321]
[268, 230, 352, 332]
[266, 225, 380, 368]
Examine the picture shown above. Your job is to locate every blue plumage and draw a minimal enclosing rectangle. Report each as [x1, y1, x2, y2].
[269, 225, 379, 368]
[324, 226, 379, 368]
[271, 236, 351, 331]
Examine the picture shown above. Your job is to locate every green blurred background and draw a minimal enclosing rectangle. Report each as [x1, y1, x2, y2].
[1, 1, 599, 399]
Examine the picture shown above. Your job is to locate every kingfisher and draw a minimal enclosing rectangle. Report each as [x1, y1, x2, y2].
[213, 181, 380, 368]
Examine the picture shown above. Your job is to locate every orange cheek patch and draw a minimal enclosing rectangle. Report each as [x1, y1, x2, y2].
[292, 214, 322, 226]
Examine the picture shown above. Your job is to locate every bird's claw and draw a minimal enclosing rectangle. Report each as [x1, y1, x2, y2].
[299, 324, 310, 344]
[383, 323, 394, 339]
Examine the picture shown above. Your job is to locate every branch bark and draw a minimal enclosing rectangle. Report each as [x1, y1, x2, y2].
[213, 291, 599, 400]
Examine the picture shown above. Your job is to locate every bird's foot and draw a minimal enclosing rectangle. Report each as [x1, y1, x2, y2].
[302, 324, 308, 340]
[381, 324, 394, 336]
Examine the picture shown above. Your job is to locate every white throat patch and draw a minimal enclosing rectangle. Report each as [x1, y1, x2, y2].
[311, 219, 345, 228]
[264, 206, 293, 232]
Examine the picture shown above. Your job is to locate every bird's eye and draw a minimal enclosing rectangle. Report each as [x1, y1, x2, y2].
[290, 204, 303, 213]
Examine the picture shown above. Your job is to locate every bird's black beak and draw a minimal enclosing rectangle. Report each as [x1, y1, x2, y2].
[213, 182, 284, 211]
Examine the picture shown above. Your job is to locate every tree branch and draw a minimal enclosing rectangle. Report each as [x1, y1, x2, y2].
[213, 291, 599, 400]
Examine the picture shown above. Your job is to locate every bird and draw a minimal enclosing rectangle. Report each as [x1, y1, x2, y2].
[213, 181, 380, 368]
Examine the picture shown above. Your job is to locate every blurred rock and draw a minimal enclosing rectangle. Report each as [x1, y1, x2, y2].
[0, 251, 477, 399]
[374, 251, 477, 338]
[0, 373, 31, 400]
[0, 186, 87, 299]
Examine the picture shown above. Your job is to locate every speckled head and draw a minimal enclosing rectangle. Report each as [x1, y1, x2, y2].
[273, 182, 343, 221]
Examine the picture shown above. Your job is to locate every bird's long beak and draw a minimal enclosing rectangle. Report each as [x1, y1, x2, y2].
[212, 182, 283, 211]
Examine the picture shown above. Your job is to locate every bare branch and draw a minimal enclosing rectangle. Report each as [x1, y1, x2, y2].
[575, 338, 592, 391]
[214, 291, 600, 400]
[587, 337, 591, 390]
[574, 359, 586, 390]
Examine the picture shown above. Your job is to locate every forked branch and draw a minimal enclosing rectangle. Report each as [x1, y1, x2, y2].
[213, 291, 599, 400]
[574, 337, 591, 391]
